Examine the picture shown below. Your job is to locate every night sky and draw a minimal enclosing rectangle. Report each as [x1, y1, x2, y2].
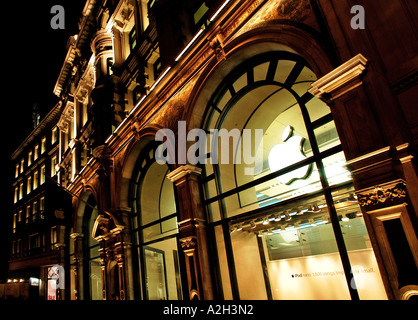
[0, 1, 86, 280]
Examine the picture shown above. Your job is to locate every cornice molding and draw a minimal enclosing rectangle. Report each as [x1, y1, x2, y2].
[309, 54, 368, 99]
[166, 165, 202, 183]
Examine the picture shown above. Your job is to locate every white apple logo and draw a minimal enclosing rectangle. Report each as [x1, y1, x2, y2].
[268, 125, 312, 185]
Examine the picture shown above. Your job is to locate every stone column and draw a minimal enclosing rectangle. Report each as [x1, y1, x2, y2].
[70, 233, 84, 300]
[167, 165, 214, 300]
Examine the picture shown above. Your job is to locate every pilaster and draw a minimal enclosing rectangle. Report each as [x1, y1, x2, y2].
[167, 165, 214, 300]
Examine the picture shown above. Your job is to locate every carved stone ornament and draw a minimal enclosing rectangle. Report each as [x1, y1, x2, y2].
[180, 237, 197, 250]
[356, 180, 407, 208]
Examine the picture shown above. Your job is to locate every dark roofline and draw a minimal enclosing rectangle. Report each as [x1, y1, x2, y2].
[10, 102, 62, 161]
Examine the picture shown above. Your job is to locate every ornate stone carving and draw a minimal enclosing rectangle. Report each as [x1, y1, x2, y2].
[180, 237, 197, 250]
[357, 180, 407, 208]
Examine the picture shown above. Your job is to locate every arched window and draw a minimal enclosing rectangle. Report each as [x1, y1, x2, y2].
[130, 142, 184, 300]
[202, 51, 387, 300]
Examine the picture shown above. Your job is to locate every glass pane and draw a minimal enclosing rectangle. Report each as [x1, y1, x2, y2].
[225, 163, 321, 218]
[144, 237, 182, 300]
[90, 258, 103, 300]
[306, 97, 330, 122]
[322, 151, 351, 186]
[314, 120, 341, 153]
[230, 230, 268, 299]
[144, 246, 167, 300]
[274, 60, 296, 83]
[140, 162, 173, 225]
[143, 220, 178, 243]
[332, 187, 388, 300]
[230, 194, 351, 299]
[214, 225, 233, 299]
[160, 176, 176, 218]
[218, 85, 312, 197]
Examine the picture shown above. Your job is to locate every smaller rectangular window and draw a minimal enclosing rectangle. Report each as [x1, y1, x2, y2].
[41, 137, 46, 154]
[52, 127, 58, 145]
[50, 226, 58, 250]
[33, 170, 39, 190]
[14, 187, 18, 203]
[19, 183, 24, 200]
[40, 196, 45, 220]
[34, 144, 39, 160]
[15, 164, 19, 178]
[26, 204, 31, 224]
[129, 26, 137, 52]
[27, 176, 32, 194]
[51, 156, 57, 176]
[40, 164, 46, 184]
[28, 151, 32, 167]
[13, 214, 17, 233]
[33, 201, 38, 222]
[20, 159, 24, 173]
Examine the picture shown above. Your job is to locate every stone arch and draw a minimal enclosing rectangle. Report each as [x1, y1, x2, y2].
[118, 125, 177, 209]
[75, 188, 99, 235]
[184, 22, 336, 131]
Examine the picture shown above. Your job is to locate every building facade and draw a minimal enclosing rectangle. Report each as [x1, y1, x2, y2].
[8, 103, 72, 300]
[9, 0, 418, 300]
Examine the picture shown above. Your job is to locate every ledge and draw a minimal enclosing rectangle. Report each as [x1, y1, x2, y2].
[309, 53, 368, 99]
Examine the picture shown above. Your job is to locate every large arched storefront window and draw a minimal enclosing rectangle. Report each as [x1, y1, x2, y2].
[130, 142, 184, 300]
[81, 192, 102, 300]
[202, 51, 387, 300]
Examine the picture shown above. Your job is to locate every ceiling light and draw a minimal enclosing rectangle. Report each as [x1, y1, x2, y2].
[262, 217, 270, 225]
[309, 219, 317, 226]
[236, 224, 243, 231]
[285, 212, 292, 221]
[250, 220, 256, 229]
[342, 214, 349, 222]
[274, 214, 281, 222]
[295, 207, 303, 215]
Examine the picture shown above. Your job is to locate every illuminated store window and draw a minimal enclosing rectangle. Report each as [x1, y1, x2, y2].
[202, 52, 387, 300]
[82, 193, 102, 300]
[130, 143, 183, 300]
